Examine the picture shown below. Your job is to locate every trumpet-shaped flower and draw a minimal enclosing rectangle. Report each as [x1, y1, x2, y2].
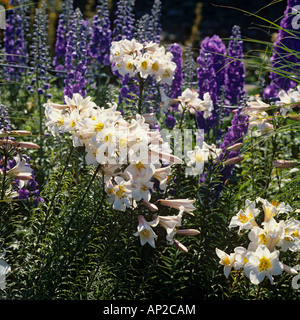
[229, 199, 260, 232]
[257, 197, 293, 223]
[133, 215, 159, 248]
[215, 248, 236, 278]
[8, 154, 33, 181]
[158, 206, 184, 244]
[244, 245, 283, 285]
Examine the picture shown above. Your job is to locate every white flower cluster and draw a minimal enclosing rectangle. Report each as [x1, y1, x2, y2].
[110, 39, 177, 85]
[133, 203, 199, 251]
[216, 198, 299, 285]
[186, 142, 222, 176]
[276, 85, 300, 116]
[44, 93, 185, 212]
[160, 88, 214, 118]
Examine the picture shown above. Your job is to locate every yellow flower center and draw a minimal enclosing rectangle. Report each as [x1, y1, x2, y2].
[195, 154, 204, 163]
[71, 120, 76, 128]
[116, 185, 127, 198]
[135, 162, 146, 171]
[258, 256, 271, 272]
[259, 233, 267, 245]
[163, 69, 171, 78]
[152, 62, 159, 71]
[57, 118, 64, 126]
[126, 62, 134, 70]
[141, 60, 148, 70]
[222, 257, 231, 265]
[238, 212, 252, 224]
[104, 132, 114, 143]
[94, 122, 104, 132]
[106, 187, 114, 195]
[140, 229, 150, 239]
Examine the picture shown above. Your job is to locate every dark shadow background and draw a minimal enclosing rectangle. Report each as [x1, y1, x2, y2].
[74, 0, 287, 49]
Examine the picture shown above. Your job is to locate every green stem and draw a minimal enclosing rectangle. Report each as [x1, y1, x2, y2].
[137, 77, 145, 114]
[34, 144, 74, 248]
[179, 107, 187, 130]
[1, 149, 8, 201]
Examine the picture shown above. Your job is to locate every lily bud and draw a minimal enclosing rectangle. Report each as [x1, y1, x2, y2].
[283, 264, 298, 275]
[10, 130, 32, 136]
[15, 174, 32, 181]
[176, 229, 200, 236]
[143, 200, 159, 212]
[226, 143, 243, 152]
[288, 114, 300, 121]
[273, 160, 299, 168]
[173, 239, 188, 253]
[223, 156, 244, 166]
[16, 142, 40, 149]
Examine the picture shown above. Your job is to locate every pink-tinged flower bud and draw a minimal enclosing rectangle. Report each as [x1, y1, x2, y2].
[15, 174, 32, 181]
[143, 200, 159, 212]
[16, 142, 40, 149]
[176, 229, 200, 236]
[273, 160, 299, 168]
[283, 264, 298, 275]
[10, 130, 32, 136]
[226, 143, 243, 152]
[288, 114, 300, 121]
[222, 156, 244, 166]
[173, 239, 188, 253]
[156, 199, 196, 215]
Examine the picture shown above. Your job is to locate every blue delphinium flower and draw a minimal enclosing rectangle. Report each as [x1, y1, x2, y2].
[200, 35, 227, 96]
[3, 4, 26, 81]
[224, 25, 246, 105]
[27, 4, 52, 99]
[52, 0, 74, 70]
[112, 0, 135, 41]
[196, 52, 218, 132]
[89, 0, 111, 67]
[264, 0, 300, 100]
[63, 8, 88, 100]
[218, 105, 249, 184]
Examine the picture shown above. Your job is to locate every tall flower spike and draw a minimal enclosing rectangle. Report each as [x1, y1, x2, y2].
[225, 25, 246, 105]
[112, 0, 135, 41]
[89, 0, 111, 66]
[52, 0, 74, 70]
[196, 52, 218, 132]
[3, 1, 26, 81]
[218, 105, 249, 186]
[264, 0, 300, 100]
[200, 35, 227, 96]
[27, 3, 52, 98]
[63, 8, 88, 100]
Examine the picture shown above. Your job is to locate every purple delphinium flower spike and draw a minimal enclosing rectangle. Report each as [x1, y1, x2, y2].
[89, 0, 111, 66]
[196, 52, 218, 132]
[200, 35, 227, 96]
[264, 0, 300, 100]
[169, 43, 183, 104]
[224, 25, 246, 105]
[52, 0, 74, 70]
[218, 105, 249, 184]
[112, 0, 135, 41]
[27, 4, 52, 99]
[63, 8, 88, 100]
[3, 4, 26, 81]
